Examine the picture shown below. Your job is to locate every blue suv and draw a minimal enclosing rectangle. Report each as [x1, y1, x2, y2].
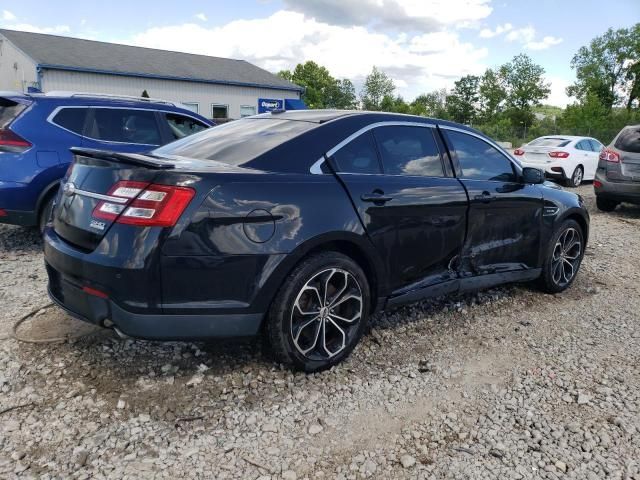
[0, 92, 213, 231]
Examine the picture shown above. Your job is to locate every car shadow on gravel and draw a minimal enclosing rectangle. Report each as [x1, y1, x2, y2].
[0, 225, 42, 253]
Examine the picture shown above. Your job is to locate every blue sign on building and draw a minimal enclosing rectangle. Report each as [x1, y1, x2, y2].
[258, 98, 284, 113]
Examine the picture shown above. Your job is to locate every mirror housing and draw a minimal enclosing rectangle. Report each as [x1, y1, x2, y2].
[522, 167, 544, 184]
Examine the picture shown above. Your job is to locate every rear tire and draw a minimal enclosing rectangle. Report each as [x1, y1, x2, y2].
[596, 197, 618, 212]
[538, 219, 584, 294]
[38, 195, 55, 234]
[566, 166, 584, 188]
[266, 252, 370, 372]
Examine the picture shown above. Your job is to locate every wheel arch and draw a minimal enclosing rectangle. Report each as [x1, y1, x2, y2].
[562, 210, 589, 246]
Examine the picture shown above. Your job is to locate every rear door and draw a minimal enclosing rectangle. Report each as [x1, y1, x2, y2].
[82, 107, 163, 153]
[575, 139, 598, 179]
[441, 127, 543, 276]
[331, 123, 468, 296]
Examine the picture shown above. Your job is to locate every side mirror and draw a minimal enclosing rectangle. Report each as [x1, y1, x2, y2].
[522, 167, 544, 184]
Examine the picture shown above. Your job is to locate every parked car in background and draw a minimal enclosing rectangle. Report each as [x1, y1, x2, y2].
[0, 92, 213, 231]
[514, 135, 604, 187]
[594, 125, 640, 211]
[44, 110, 589, 372]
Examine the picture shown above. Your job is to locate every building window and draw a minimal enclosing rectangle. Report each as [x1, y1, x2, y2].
[181, 102, 199, 114]
[240, 105, 256, 117]
[211, 104, 229, 119]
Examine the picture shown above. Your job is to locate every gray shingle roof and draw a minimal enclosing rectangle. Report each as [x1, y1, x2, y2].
[0, 29, 302, 92]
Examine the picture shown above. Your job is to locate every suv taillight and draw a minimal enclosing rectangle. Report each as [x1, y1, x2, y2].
[600, 148, 620, 163]
[0, 129, 31, 152]
[93, 181, 195, 227]
[548, 151, 569, 158]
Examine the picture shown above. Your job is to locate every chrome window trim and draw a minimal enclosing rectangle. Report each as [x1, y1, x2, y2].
[438, 125, 523, 174]
[47, 105, 207, 146]
[310, 121, 436, 175]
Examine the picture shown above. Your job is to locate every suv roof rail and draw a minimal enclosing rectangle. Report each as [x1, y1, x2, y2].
[45, 91, 177, 106]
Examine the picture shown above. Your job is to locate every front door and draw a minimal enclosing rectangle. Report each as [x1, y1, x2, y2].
[441, 128, 543, 277]
[330, 125, 468, 296]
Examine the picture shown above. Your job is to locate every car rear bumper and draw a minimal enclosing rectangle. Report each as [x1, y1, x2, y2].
[519, 161, 566, 179]
[595, 172, 640, 204]
[43, 226, 267, 339]
[0, 208, 37, 226]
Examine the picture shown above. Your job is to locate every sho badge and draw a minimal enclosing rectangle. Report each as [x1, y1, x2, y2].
[89, 219, 106, 231]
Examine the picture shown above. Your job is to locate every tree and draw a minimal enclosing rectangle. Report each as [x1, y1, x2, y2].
[410, 89, 449, 118]
[380, 95, 411, 114]
[500, 54, 551, 112]
[478, 68, 507, 122]
[567, 24, 640, 110]
[327, 79, 357, 109]
[360, 67, 395, 110]
[445, 75, 480, 124]
[278, 61, 356, 109]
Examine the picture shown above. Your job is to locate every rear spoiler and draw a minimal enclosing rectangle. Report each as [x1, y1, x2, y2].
[70, 147, 175, 169]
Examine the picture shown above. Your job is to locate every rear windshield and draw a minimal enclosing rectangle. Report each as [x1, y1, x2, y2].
[528, 137, 571, 147]
[0, 98, 27, 129]
[153, 118, 316, 165]
[615, 127, 640, 153]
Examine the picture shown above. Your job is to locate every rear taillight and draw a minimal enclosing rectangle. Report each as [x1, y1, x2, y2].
[0, 129, 31, 152]
[600, 148, 620, 163]
[93, 181, 195, 227]
[594, 180, 603, 188]
[548, 151, 570, 158]
[0, 208, 7, 217]
[513, 148, 525, 156]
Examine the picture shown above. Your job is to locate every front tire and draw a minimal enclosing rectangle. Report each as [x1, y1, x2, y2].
[266, 252, 370, 372]
[538, 220, 584, 293]
[596, 197, 618, 212]
[566, 166, 584, 188]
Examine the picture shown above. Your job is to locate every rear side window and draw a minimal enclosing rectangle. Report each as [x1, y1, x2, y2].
[87, 108, 161, 145]
[164, 113, 208, 140]
[0, 98, 27, 129]
[374, 126, 443, 177]
[589, 139, 603, 152]
[52, 108, 87, 135]
[575, 140, 592, 151]
[614, 127, 640, 153]
[447, 130, 516, 182]
[154, 118, 316, 165]
[332, 131, 381, 174]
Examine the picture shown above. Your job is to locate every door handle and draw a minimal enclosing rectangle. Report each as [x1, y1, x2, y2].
[361, 191, 393, 204]
[474, 191, 495, 203]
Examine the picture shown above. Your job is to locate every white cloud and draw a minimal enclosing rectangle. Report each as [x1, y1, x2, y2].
[195, 13, 207, 22]
[546, 75, 571, 107]
[128, 10, 489, 99]
[2, 10, 16, 21]
[479, 22, 512, 38]
[282, 0, 493, 31]
[505, 26, 536, 43]
[526, 35, 563, 50]
[1, 23, 70, 34]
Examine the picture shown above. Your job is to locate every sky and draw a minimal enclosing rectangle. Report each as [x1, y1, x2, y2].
[1, 0, 638, 107]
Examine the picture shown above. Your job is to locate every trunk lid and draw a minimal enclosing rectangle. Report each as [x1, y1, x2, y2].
[53, 149, 173, 251]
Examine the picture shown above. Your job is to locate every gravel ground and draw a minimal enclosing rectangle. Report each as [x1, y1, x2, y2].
[1, 184, 639, 479]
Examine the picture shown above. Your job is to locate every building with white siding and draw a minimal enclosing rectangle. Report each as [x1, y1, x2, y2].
[0, 29, 304, 120]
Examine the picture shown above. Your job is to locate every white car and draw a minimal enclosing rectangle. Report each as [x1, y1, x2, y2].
[513, 135, 604, 187]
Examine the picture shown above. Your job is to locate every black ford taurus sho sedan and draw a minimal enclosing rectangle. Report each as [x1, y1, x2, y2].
[44, 110, 589, 371]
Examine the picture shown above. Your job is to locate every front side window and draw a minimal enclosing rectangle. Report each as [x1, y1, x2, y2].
[374, 126, 443, 177]
[447, 130, 516, 182]
[52, 108, 87, 135]
[211, 104, 228, 119]
[88, 108, 161, 145]
[332, 131, 381, 174]
[164, 113, 208, 140]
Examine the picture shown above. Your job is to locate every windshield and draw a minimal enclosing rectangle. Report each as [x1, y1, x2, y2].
[615, 126, 640, 153]
[153, 117, 317, 165]
[528, 137, 571, 148]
